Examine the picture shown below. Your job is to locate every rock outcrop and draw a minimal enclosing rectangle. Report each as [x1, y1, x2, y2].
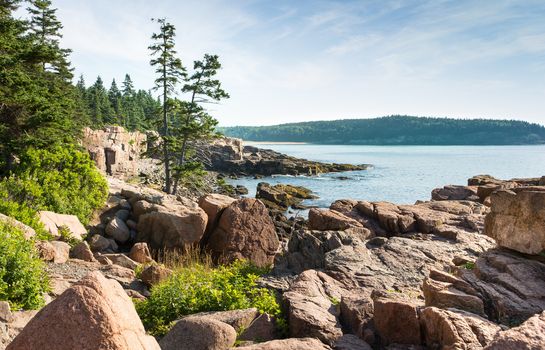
[159, 316, 237, 350]
[39, 211, 86, 240]
[256, 182, 317, 210]
[82, 126, 147, 179]
[206, 198, 279, 267]
[484, 188, 545, 255]
[197, 136, 367, 176]
[485, 311, 545, 349]
[7, 271, 160, 350]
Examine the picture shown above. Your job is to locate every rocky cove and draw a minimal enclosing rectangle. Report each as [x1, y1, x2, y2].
[1, 127, 545, 349]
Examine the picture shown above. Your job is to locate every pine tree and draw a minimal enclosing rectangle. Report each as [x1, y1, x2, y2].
[171, 54, 228, 193]
[27, 0, 72, 80]
[148, 18, 186, 194]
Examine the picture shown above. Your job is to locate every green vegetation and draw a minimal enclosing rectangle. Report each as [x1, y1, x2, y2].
[77, 74, 160, 132]
[0, 146, 108, 228]
[0, 220, 49, 310]
[147, 19, 227, 194]
[135, 260, 284, 336]
[221, 116, 545, 145]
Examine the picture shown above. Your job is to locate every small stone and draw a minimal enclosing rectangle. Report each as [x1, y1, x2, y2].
[140, 264, 172, 287]
[70, 241, 96, 262]
[129, 242, 153, 264]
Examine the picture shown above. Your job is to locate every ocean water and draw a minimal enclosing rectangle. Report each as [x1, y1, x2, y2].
[229, 144, 545, 208]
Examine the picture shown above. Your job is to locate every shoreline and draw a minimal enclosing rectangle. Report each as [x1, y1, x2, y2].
[244, 141, 309, 145]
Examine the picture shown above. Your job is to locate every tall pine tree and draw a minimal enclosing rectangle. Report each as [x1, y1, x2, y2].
[148, 18, 186, 194]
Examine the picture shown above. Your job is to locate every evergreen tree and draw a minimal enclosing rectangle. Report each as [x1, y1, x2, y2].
[26, 0, 72, 80]
[0, 0, 78, 174]
[171, 54, 228, 193]
[148, 18, 186, 194]
[87, 76, 112, 127]
[108, 78, 123, 125]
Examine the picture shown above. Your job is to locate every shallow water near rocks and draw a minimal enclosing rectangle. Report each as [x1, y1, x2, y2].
[229, 144, 545, 208]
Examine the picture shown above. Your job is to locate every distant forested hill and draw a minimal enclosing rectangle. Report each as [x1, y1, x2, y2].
[220, 116, 545, 145]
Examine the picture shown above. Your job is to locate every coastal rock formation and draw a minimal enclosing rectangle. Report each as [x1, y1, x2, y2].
[81, 126, 147, 179]
[206, 198, 279, 267]
[256, 182, 317, 210]
[484, 188, 545, 254]
[235, 337, 332, 350]
[197, 137, 367, 176]
[7, 271, 160, 350]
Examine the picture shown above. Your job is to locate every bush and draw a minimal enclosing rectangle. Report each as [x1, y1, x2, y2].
[0, 221, 49, 310]
[135, 260, 284, 336]
[0, 145, 108, 226]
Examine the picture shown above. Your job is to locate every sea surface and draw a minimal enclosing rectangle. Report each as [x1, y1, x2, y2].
[229, 144, 545, 208]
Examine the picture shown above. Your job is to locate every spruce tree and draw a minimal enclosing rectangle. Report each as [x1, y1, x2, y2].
[27, 0, 72, 80]
[148, 18, 186, 194]
[0, 0, 78, 174]
[171, 54, 228, 193]
[87, 76, 112, 127]
[108, 79, 123, 125]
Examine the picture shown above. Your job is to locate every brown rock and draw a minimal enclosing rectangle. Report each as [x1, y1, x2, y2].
[0, 301, 12, 323]
[308, 208, 371, 238]
[105, 217, 130, 244]
[89, 234, 117, 252]
[38, 211, 86, 240]
[48, 241, 70, 263]
[35, 240, 56, 261]
[102, 254, 139, 270]
[129, 242, 153, 264]
[340, 295, 374, 342]
[207, 198, 279, 267]
[420, 307, 501, 349]
[334, 334, 373, 350]
[239, 313, 277, 342]
[193, 308, 259, 332]
[159, 316, 236, 350]
[484, 189, 545, 254]
[140, 264, 172, 287]
[423, 269, 484, 316]
[485, 311, 545, 349]
[283, 270, 345, 345]
[136, 204, 207, 250]
[70, 241, 97, 262]
[235, 337, 332, 350]
[198, 193, 235, 243]
[373, 294, 422, 346]
[7, 271, 160, 350]
[431, 185, 480, 201]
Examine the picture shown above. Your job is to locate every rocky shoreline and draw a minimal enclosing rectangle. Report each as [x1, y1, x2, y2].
[1, 172, 544, 349]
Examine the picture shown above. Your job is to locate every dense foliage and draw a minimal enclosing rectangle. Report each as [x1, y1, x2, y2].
[221, 116, 545, 145]
[0, 146, 108, 226]
[0, 0, 85, 176]
[0, 220, 49, 310]
[135, 260, 284, 336]
[77, 74, 160, 131]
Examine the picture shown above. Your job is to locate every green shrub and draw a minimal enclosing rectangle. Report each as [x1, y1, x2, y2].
[135, 260, 284, 336]
[0, 145, 108, 226]
[0, 221, 49, 310]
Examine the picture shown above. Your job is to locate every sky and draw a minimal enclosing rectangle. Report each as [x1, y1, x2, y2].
[16, 0, 545, 126]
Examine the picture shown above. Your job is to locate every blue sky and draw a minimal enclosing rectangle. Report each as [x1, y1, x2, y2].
[16, 0, 545, 126]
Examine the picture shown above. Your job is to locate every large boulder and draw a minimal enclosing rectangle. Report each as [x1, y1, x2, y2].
[7, 271, 160, 350]
[136, 203, 207, 250]
[70, 241, 97, 262]
[484, 189, 545, 255]
[198, 193, 235, 244]
[206, 198, 279, 267]
[485, 311, 545, 349]
[256, 182, 316, 210]
[432, 185, 480, 201]
[128, 242, 153, 264]
[159, 316, 236, 350]
[105, 217, 130, 244]
[283, 270, 345, 345]
[420, 307, 501, 349]
[38, 211, 86, 240]
[308, 208, 370, 237]
[373, 293, 423, 346]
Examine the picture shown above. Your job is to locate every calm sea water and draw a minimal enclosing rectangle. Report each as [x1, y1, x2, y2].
[229, 144, 545, 208]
